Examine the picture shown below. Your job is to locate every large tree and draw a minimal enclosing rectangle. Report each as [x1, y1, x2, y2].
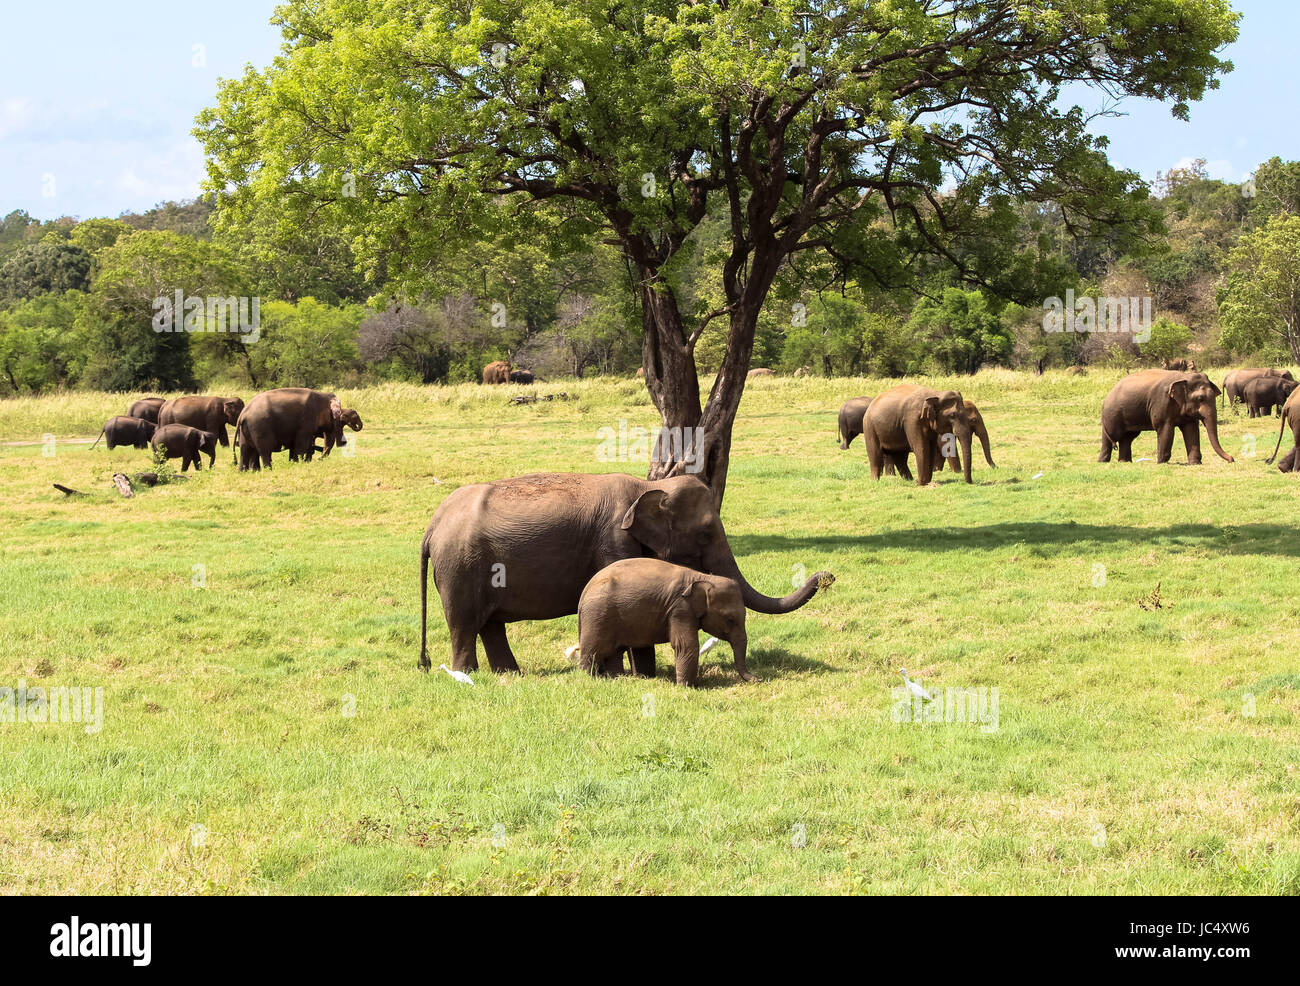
[198, 0, 1237, 503]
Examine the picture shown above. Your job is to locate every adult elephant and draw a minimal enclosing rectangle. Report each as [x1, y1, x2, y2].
[1222, 368, 1293, 413]
[836, 396, 873, 449]
[157, 395, 244, 446]
[1265, 389, 1300, 471]
[127, 397, 165, 423]
[861, 385, 974, 485]
[482, 360, 511, 384]
[1099, 370, 1232, 464]
[419, 473, 834, 674]
[509, 369, 535, 384]
[235, 388, 362, 471]
[151, 424, 217, 471]
[91, 416, 156, 450]
[1243, 376, 1298, 418]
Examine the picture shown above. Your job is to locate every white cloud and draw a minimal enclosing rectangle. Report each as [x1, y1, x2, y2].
[0, 97, 34, 139]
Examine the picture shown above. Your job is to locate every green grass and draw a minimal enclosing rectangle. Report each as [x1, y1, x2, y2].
[1, 370, 1299, 894]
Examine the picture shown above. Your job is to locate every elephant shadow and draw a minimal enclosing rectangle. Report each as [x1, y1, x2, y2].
[730, 521, 1300, 560]
[534, 644, 834, 687]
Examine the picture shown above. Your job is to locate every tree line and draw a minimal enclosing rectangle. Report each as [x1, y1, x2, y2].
[1, 154, 1295, 398]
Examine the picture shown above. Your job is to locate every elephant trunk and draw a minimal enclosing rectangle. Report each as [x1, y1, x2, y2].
[975, 417, 995, 468]
[729, 629, 755, 682]
[1200, 406, 1234, 462]
[707, 544, 833, 615]
[954, 422, 973, 484]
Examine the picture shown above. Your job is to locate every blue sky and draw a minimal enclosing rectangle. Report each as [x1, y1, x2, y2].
[1, 1, 1296, 221]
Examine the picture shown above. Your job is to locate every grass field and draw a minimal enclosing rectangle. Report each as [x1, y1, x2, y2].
[1, 370, 1298, 894]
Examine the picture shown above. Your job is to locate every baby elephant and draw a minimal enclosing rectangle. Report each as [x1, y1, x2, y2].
[91, 415, 156, 451]
[152, 424, 217, 471]
[577, 558, 754, 686]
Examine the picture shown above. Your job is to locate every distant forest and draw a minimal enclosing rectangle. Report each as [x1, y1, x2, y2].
[1, 156, 1297, 395]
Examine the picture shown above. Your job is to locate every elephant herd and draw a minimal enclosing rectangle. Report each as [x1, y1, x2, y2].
[482, 360, 537, 385]
[94, 388, 363, 472]
[837, 385, 995, 485]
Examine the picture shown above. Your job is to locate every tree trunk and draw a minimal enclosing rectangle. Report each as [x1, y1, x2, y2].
[643, 294, 763, 509]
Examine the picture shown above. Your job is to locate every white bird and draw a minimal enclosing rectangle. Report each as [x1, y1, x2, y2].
[439, 664, 474, 685]
[899, 668, 933, 702]
[564, 643, 581, 663]
[1032, 471, 1044, 479]
[699, 636, 721, 655]
[1135, 456, 1151, 462]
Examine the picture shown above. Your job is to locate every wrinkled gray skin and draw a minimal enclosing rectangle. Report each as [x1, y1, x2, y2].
[1222, 368, 1293, 413]
[419, 472, 834, 674]
[1266, 389, 1300, 471]
[158, 395, 244, 446]
[1242, 376, 1298, 418]
[127, 398, 165, 423]
[152, 424, 217, 471]
[234, 388, 362, 470]
[934, 400, 996, 475]
[862, 385, 974, 484]
[577, 558, 752, 686]
[1099, 370, 1232, 464]
[837, 396, 873, 449]
[92, 416, 156, 450]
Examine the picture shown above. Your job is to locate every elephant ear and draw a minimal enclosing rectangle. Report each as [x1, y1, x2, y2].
[684, 579, 712, 619]
[940, 392, 965, 418]
[1167, 379, 1191, 412]
[224, 399, 243, 422]
[329, 396, 344, 425]
[620, 489, 672, 557]
[922, 397, 941, 429]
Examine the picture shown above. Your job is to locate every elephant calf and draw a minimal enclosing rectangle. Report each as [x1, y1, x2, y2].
[92, 416, 156, 451]
[837, 396, 873, 450]
[152, 424, 217, 471]
[577, 558, 754, 686]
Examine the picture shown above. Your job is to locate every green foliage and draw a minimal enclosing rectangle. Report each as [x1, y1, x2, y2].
[243, 298, 363, 389]
[907, 289, 1013, 375]
[0, 241, 92, 302]
[1139, 317, 1194, 363]
[1219, 214, 1300, 362]
[0, 292, 84, 394]
[78, 230, 246, 391]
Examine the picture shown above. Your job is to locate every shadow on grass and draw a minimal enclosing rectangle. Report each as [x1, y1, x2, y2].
[731, 522, 1300, 559]
[519, 646, 834, 688]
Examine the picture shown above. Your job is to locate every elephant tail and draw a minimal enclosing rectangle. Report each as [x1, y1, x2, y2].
[418, 537, 431, 672]
[90, 429, 104, 449]
[1265, 413, 1287, 464]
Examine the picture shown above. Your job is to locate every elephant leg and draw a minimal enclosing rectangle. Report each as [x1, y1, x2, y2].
[1154, 423, 1176, 463]
[1180, 422, 1202, 465]
[602, 649, 627, 677]
[1117, 433, 1135, 462]
[217, 424, 229, 447]
[479, 621, 521, 674]
[669, 617, 701, 686]
[908, 428, 933, 485]
[863, 426, 885, 481]
[1098, 428, 1113, 462]
[629, 645, 656, 678]
[889, 451, 913, 481]
[446, 621, 479, 673]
